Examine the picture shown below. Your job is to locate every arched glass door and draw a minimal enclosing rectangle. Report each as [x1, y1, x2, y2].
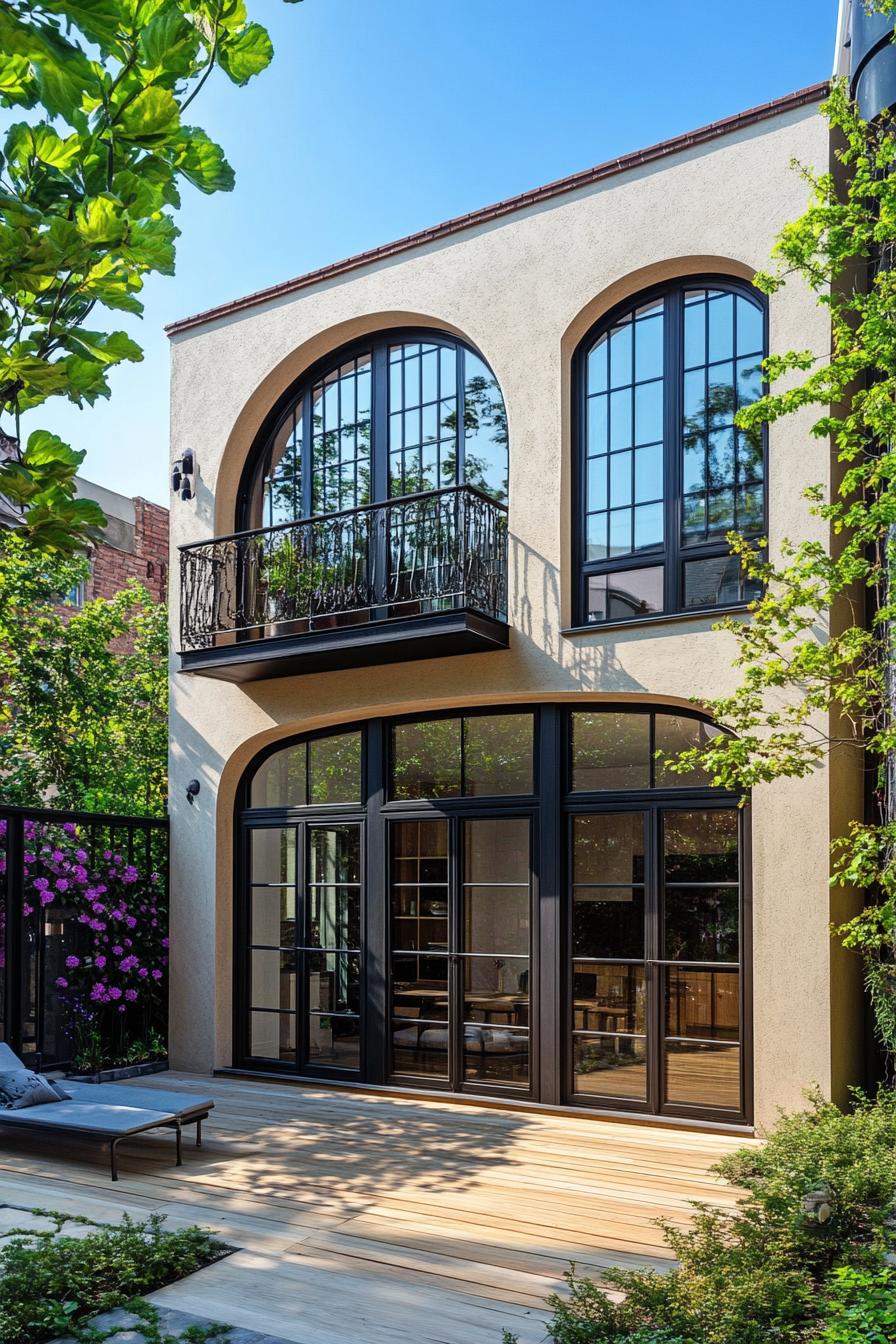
[235, 706, 749, 1122]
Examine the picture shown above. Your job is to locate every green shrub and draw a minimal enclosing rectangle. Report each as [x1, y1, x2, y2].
[0, 1212, 227, 1344]
[504, 1089, 896, 1344]
[716, 1086, 896, 1268]
[814, 1265, 896, 1343]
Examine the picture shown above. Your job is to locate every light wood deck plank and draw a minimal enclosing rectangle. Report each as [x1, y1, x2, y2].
[0, 1072, 753, 1344]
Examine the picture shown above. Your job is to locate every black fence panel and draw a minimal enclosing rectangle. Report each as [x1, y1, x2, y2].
[0, 805, 169, 1070]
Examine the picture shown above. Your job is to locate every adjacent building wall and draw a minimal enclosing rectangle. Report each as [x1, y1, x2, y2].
[167, 96, 865, 1128]
[74, 477, 169, 607]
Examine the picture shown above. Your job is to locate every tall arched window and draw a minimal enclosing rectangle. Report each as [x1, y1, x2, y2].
[574, 278, 766, 625]
[239, 330, 508, 530]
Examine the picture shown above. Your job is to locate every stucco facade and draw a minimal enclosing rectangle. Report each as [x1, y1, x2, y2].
[167, 89, 865, 1130]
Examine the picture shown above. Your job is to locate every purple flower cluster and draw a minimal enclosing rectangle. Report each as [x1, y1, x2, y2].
[14, 819, 168, 1028]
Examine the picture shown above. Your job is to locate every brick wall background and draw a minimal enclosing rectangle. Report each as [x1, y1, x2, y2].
[88, 498, 168, 604]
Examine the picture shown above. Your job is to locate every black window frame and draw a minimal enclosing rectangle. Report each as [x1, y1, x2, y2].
[231, 704, 751, 1125]
[236, 327, 508, 532]
[572, 275, 768, 628]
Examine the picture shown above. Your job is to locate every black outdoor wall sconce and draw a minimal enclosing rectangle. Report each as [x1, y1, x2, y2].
[186, 779, 201, 805]
[171, 448, 195, 501]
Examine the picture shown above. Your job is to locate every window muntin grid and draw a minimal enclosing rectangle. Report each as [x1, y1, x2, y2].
[578, 280, 767, 626]
[388, 342, 457, 497]
[585, 298, 665, 563]
[311, 354, 373, 515]
[244, 333, 507, 531]
[681, 290, 764, 546]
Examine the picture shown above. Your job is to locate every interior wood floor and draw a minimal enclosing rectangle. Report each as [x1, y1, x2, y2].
[0, 1072, 755, 1344]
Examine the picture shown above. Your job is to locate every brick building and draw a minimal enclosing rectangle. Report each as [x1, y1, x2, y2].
[71, 477, 168, 607]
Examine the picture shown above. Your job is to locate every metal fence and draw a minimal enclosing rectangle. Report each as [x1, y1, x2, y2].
[0, 805, 169, 1069]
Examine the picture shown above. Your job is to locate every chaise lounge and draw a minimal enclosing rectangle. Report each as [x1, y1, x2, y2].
[0, 1043, 214, 1180]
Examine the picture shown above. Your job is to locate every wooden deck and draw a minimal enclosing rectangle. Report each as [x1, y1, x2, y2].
[0, 1073, 754, 1344]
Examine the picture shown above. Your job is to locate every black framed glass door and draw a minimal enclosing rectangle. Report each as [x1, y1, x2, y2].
[389, 814, 532, 1092]
[567, 803, 744, 1117]
[236, 707, 749, 1123]
[570, 811, 649, 1104]
[660, 808, 742, 1114]
[244, 818, 363, 1076]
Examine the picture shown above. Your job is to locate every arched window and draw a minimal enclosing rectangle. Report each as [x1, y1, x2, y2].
[239, 331, 508, 530]
[236, 706, 748, 1122]
[575, 278, 766, 625]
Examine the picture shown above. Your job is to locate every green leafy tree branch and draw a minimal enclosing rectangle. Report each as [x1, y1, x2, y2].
[0, 0, 298, 551]
[665, 72, 896, 1058]
[0, 530, 167, 815]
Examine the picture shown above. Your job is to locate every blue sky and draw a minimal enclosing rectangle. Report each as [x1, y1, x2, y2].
[36, 0, 838, 505]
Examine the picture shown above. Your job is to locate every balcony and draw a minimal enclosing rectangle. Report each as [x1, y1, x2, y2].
[178, 485, 509, 681]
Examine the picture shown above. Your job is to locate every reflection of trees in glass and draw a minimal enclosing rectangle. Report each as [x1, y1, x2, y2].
[391, 714, 533, 799]
[663, 811, 738, 881]
[664, 888, 738, 961]
[392, 718, 462, 798]
[311, 411, 372, 515]
[252, 340, 509, 537]
[682, 374, 763, 539]
[249, 732, 362, 808]
[251, 744, 307, 807]
[266, 436, 302, 526]
[309, 734, 362, 804]
[441, 364, 509, 502]
[571, 712, 651, 789]
[573, 813, 645, 884]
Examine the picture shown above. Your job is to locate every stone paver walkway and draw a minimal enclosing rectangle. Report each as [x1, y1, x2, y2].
[54, 1304, 295, 1344]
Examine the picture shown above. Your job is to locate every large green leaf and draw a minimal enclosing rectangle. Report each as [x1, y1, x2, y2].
[175, 128, 234, 193]
[218, 21, 273, 84]
[120, 214, 179, 274]
[140, 3, 199, 74]
[45, 1, 124, 53]
[62, 354, 113, 404]
[0, 53, 35, 106]
[76, 194, 126, 246]
[23, 429, 84, 470]
[5, 122, 80, 172]
[27, 23, 97, 120]
[0, 349, 70, 397]
[116, 85, 180, 145]
[65, 328, 144, 365]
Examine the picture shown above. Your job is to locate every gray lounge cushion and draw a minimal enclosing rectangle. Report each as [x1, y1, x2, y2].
[0, 1042, 26, 1072]
[0, 1100, 177, 1135]
[63, 1080, 212, 1120]
[47, 1079, 71, 1101]
[0, 1068, 63, 1110]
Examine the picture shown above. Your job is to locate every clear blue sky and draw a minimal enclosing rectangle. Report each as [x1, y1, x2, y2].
[35, 0, 839, 505]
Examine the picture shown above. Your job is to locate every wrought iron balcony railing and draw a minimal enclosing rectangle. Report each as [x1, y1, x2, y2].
[179, 484, 508, 656]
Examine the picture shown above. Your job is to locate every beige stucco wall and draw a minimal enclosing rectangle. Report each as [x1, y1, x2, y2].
[167, 99, 865, 1129]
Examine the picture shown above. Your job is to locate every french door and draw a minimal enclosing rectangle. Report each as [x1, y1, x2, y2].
[244, 818, 364, 1076]
[388, 814, 533, 1093]
[568, 803, 744, 1118]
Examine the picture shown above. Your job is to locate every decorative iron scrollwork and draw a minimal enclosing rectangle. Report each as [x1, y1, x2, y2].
[179, 485, 508, 652]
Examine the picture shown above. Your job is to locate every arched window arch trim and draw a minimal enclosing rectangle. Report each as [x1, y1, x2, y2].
[572, 274, 768, 628]
[237, 702, 735, 818]
[236, 326, 508, 533]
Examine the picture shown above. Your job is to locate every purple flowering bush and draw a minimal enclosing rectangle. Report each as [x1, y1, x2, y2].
[0, 816, 168, 1071]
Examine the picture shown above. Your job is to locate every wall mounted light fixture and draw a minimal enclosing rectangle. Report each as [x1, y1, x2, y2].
[186, 779, 201, 804]
[171, 450, 196, 501]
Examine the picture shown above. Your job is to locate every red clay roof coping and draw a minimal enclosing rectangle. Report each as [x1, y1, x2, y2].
[166, 81, 829, 338]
